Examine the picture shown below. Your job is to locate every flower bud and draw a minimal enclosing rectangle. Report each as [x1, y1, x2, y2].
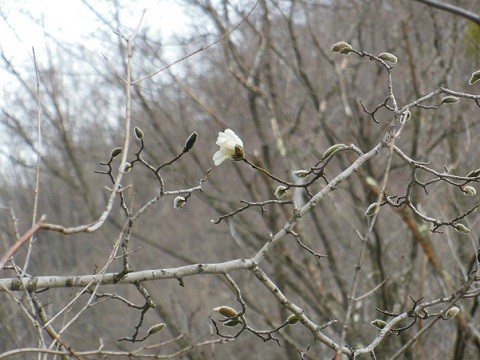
[454, 223, 470, 234]
[462, 186, 476, 196]
[441, 96, 459, 104]
[232, 145, 245, 161]
[184, 131, 198, 152]
[174, 196, 186, 209]
[339, 47, 353, 55]
[330, 41, 352, 53]
[148, 323, 166, 335]
[445, 306, 460, 319]
[110, 147, 122, 158]
[213, 306, 238, 318]
[293, 170, 309, 178]
[466, 168, 480, 178]
[223, 319, 242, 327]
[378, 52, 398, 64]
[364, 203, 378, 217]
[274, 186, 288, 199]
[286, 314, 299, 324]
[123, 162, 132, 173]
[469, 69, 480, 85]
[323, 144, 345, 158]
[401, 110, 412, 122]
[134, 126, 144, 140]
[371, 319, 387, 329]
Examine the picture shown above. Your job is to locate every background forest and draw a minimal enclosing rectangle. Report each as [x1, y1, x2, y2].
[0, 0, 480, 359]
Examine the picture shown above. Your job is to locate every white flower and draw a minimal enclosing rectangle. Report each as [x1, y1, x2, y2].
[213, 129, 244, 166]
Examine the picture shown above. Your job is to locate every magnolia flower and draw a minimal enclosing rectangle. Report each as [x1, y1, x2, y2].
[213, 129, 244, 166]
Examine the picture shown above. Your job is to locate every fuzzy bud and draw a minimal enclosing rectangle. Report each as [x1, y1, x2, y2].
[213, 306, 238, 318]
[148, 323, 166, 335]
[454, 223, 470, 234]
[223, 319, 242, 327]
[134, 126, 144, 140]
[173, 196, 186, 210]
[364, 203, 378, 217]
[184, 131, 198, 152]
[401, 110, 412, 122]
[441, 96, 459, 104]
[371, 319, 387, 330]
[293, 170, 310, 178]
[378, 52, 398, 64]
[445, 306, 460, 319]
[286, 314, 299, 325]
[233, 145, 245, 161]
[123, 162, 132, 173]
[274, 186, 288, 199]
[339, 47, 353, 55]
[462, 186, 476, 196]
[469, 69, 480, 85]
[110, 147, 122, 158]
[323, 144, 345, 158]
[330, 41, 352, 53]
[466, 168, 480, 178]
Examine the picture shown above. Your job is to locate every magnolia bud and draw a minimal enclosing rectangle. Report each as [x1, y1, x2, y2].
[365, 203, 378, 217]
[184, 131, 198, 152]
[274, 186, 288, 199]
[330, 41, 352, 53]
[323, 144, 345, 158]
[445, 306, 460, 319]
[378, 52, 398, 64]
[401, 110, 412, 122]
[441, 96, 459, 104]
[174, 196, 186, 209]
[110, 147, 122, 158]
[148, 323, 166, 335]
[223, 319, 242, 327]
[286, 314, 299, 325]
[462, 186, 476, 196]
[123, 162, 132, 173]
[134, 126, 144, 140]
[466, 168, 480, 178]
[233, 145, 245, 161]
[454, 223, 470, 234]
[469, 69, 480, 85]
[293, 170, 309, 178]
[213, 306, 238, 318]
[339, 47, 353, 55]
[371, 319, 387, 329]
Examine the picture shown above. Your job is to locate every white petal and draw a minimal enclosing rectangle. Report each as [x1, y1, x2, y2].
[224, 129, 243, 147]
[213, 148, 232, 166]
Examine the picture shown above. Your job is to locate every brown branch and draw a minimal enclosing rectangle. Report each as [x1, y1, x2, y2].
[0, 215, 46, 270]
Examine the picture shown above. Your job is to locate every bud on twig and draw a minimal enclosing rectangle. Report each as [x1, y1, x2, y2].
[462, 186, 476, 196]
[365, 203, 378, 217]
[286, 314, 299, 325]
[213, 306, 238, 318]
[466, 168, 480, 178]
[148, 323, 166, 335]
[323, 144, 345, 158]
[123, 162, 132, 173]
[330, 41, 352, 53]
[454, 223, 470, 234]
[371, 319, 387, 330]
[134, 126, 144, 140]
[183, 131, 198, 152]
[233, 144, 245, 161]
[469, 69, 480, 85]
[274, 186, 288, 199]
[174, 196, 186, 209]
[441, 96, 459, 104]
[445, 306, 460, 319]
[378, 52, 398, 64]
[110, 147, 122, 158]
[293, 170, 309, 178]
